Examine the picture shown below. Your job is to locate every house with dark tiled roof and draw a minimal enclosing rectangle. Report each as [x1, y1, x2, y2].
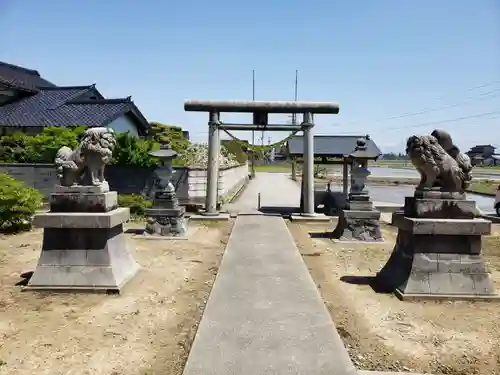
[466, 144, 499, 165]
[0, 61, 150, 137]
[287, 135, 381, 161]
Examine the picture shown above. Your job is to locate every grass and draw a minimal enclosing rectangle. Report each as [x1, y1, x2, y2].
[473, 164, 500, 171]
[371, 160, 500, 172]
[468, 180, 499, 196]
[253, 163, 292, 173]
[370, 160, 413, 169]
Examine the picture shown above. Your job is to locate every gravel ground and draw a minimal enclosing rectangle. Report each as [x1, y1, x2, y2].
[288, 220, 500, 375]
[0, 221, 232, 375]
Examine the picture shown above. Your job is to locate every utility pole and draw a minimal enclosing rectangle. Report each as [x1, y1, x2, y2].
[291, 69, 298, 125]
[268, 136, 272, 163]
[291, 70, 298, 181]
[251, 69, 256, 178]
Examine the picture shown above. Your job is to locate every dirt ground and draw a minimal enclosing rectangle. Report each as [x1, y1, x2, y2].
[288, 221, 500, 375]
[0, 220, 232, 375]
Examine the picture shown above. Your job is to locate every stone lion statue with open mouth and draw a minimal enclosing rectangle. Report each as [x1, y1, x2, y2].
[406, 130, 472, 193]
[55, 127, 116, 187]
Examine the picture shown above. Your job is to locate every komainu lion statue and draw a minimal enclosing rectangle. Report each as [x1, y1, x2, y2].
[54, 127, 116, 186]
[406, 129, 472, 192]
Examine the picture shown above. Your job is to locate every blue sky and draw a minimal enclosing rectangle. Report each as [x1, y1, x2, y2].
[1, 0, 499, 152]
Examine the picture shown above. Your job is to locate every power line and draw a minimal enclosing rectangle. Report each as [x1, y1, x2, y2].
[339, 110, 500, 135]
[333, 80, 500, 127]
[356, 90, 499, 125]
[187, 80, 500, 140]
[388, 110, 500, 130]
[187, 106, 500, 138]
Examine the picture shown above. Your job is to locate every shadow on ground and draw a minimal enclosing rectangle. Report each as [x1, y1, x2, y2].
[16, 271, 33, 286]
[340, 275, 392, 294]
[125, 228, 145, 234]
[308, 231, 332, 239]
[258, 206, 301, 216]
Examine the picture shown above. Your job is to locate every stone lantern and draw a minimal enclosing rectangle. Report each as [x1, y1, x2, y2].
[332, 135, 383, 242]
[143, 144, 187, 237]
[348, 136, 372, 202]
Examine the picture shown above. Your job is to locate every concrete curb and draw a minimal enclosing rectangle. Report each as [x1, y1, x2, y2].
[188, 213, 230, 222]
[225, 178, 250, 204]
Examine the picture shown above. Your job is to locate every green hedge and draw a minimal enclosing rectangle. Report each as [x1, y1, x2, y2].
[118, 194, 152, 216]
[0, 125, 192, 168]
[0, 173, 43, 233]
[0, 126, 86, 164]
[110, 132, 160, 168]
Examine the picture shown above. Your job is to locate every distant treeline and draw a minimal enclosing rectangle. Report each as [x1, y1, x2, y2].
[380, 152, 409, 160]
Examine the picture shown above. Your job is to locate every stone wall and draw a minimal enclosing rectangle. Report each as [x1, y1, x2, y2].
[0, 163, 249, 206]
[183, 163, 249, 203]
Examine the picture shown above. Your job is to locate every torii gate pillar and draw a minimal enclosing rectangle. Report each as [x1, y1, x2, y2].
[302, 112, 315, 216]
[206, 111, 220, 215]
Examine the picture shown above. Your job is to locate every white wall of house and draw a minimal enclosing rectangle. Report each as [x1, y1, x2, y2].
[0, 117, 142, 136]
[108, 114, 139, 137]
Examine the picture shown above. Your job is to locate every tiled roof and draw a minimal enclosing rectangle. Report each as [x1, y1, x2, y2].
[0, 86, 150, 134]
[0, 61, 56, 92]
[287, 135, 382, 158]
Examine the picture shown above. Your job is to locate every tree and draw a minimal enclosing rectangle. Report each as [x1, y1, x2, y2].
[221, 139, 249, 163]
[111, 132, 159, 168]
[0, 127, 161, 168]
[0, 126, 86, 163]
[149, 122, 190, 154]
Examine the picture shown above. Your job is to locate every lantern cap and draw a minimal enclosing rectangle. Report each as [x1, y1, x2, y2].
[349, 135, 376, 159]
[149, 143, 178, 159]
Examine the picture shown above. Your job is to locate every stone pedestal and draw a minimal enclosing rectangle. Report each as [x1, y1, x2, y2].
[144, 207, 188, 236]
[374, 192, 499, 300]
[143, 186, 188, 237]
[332, 194, 383, 242]
[26, 186, 140, 292]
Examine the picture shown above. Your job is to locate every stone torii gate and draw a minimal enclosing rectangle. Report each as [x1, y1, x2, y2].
[184, 100, 340, 216]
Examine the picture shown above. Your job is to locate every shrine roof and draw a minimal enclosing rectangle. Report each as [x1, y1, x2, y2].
[287, 135, 381, 159]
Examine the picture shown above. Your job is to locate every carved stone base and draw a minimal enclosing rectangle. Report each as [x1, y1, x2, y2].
[374, 212, 498, 300]
[404, 197, 476, 219]
[143, 207, 188, 237]
[332, 209, 383, 242]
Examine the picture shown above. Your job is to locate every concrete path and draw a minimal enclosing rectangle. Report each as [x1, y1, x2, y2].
[224, 172, 301, 214]
[182, 214, 357, 375]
